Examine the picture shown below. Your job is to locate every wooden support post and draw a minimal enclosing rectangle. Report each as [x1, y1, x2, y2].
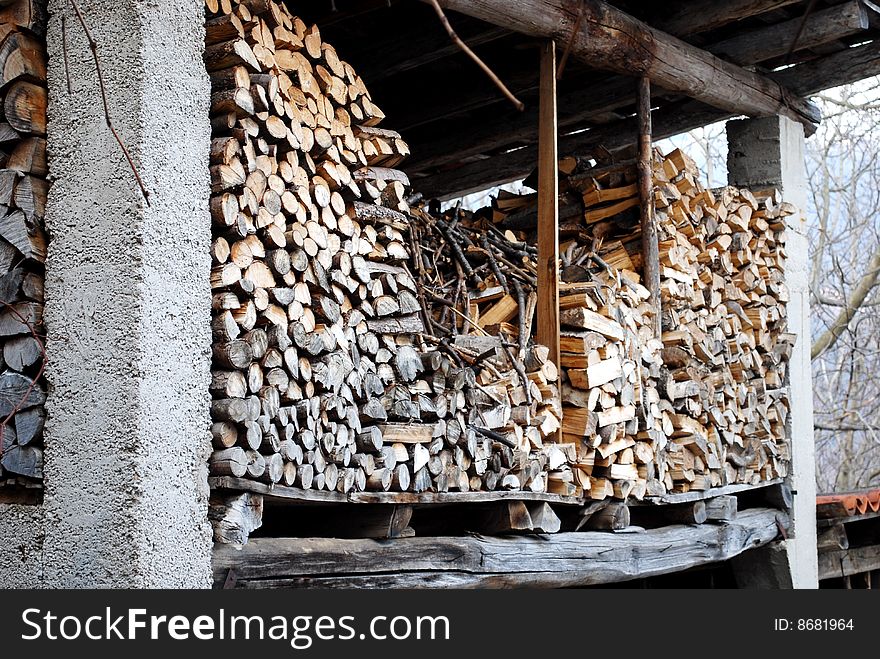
[537, 40, 560, 436]
[636, 76, 661, 338]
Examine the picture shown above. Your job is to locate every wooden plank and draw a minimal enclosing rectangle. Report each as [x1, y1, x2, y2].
[635, 478, 784, 505]
[426, 1, 819, 129]
[647, 0, 803, 38]
[708, 1, 869, 66]
[210, 476, 583, 506]
[209, 476, 348, 504]
[819, 544, 880, 581]
[536, 39, 560, 444]
[637, 76, 661, 339]
[818, 510, 880, 528]
[212, 507, 788, 588]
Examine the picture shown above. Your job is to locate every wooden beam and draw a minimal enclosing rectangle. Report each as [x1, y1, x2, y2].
[428, 1, 819, 129]
[415, 41, 880, 199]
[404, 3, 860, 177]
[636, 76, 661, 338]
[774, 39, 880, 97]
[213, 507, 788, 588]
[819, 543, 880, 581]
[536, 40, 560, 428]
[709, 1, 870, 66]
[646, 0, 803, 38]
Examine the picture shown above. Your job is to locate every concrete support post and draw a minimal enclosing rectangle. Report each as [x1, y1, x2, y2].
[37, 0, 213, 587]
[727, 116, 818, 589]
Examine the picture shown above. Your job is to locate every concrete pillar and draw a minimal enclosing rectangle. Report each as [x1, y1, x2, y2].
[38, 0, 213, 587]
[727, 116, 818, 589]
[0, 504, 44, 587]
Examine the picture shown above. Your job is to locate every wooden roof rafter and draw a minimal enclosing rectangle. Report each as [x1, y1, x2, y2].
[287, 0, 880, 199]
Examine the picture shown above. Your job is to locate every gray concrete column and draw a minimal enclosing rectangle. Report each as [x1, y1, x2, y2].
[727, 115, 818, 589]
[40, 0, 213, 587]
[0, 504, 44, 587]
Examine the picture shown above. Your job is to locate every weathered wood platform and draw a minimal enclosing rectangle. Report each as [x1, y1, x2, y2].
[209, 476, 584, 506]
[213, 507, 788, 588]
[210, 475, 783, 508]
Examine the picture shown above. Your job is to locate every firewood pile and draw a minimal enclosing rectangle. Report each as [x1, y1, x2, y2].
[487, 148, 794, 496]
[206, 0, 564, 495]
[0, 0, 48, 487]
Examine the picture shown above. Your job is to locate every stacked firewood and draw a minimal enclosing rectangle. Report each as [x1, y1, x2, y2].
[406, 205, 569, 490]
[569, 149, 793, 494]
[553, 259, 664, 500]
[483, 148, 793, 497]
[0, 0, 48, 486]
[205, 0, 564, 494]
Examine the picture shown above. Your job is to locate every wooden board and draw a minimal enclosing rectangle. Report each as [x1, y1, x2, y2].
[210, 476, 583, 506]
[818, 543, 880, 581]
[213, 507, 788, 588]
[817, 510, 880, 528]
[635, 478, 784, 505]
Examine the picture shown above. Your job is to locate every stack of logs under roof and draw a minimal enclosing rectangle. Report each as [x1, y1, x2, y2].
[476, 148, 794, 497]
[206, 0, 793, 501]
[206, 0, 563, 496]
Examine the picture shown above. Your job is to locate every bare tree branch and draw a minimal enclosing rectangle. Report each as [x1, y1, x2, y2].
[812, 247, 880, 360]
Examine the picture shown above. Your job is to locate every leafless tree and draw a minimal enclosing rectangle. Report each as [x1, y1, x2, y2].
[807, 79, 880, 492]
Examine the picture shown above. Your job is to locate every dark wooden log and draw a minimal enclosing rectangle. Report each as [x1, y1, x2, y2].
[708, 1, 869, 66]
[0, 209, 45, 261]
[817, 524, 849, 553]
[428, 0, 818, 129]
[0, 0, 48, 35]
[581, 502, 630, 530]
[646, 0, 802, 38]
[819, 544, 880, 581]
[209, 492, 263, 545]
[3, 334, 42, 371]
[536, 41, 559, 436]
[317, 504, 414, 539]
[704, 495, 738, 522]
[13, 406, 44, 446]
[212, 507, 787, 588]
[3, 79, 46, 135]
[630, 501, 707, 528]
[0, 370, 43, 416]
[636, 76, 660, 339]
[477, 501, 534, 534]
[0, 442, 42, 479]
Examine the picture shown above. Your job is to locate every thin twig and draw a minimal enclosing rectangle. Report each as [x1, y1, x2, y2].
[68, 0, 151, 206]
[427, 0, 525, 111]
[557, 0, 585, 80]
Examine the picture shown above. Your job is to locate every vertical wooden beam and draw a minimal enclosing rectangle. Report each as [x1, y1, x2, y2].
[537, 41, 560, 436]
[636, 76, 661, 338]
